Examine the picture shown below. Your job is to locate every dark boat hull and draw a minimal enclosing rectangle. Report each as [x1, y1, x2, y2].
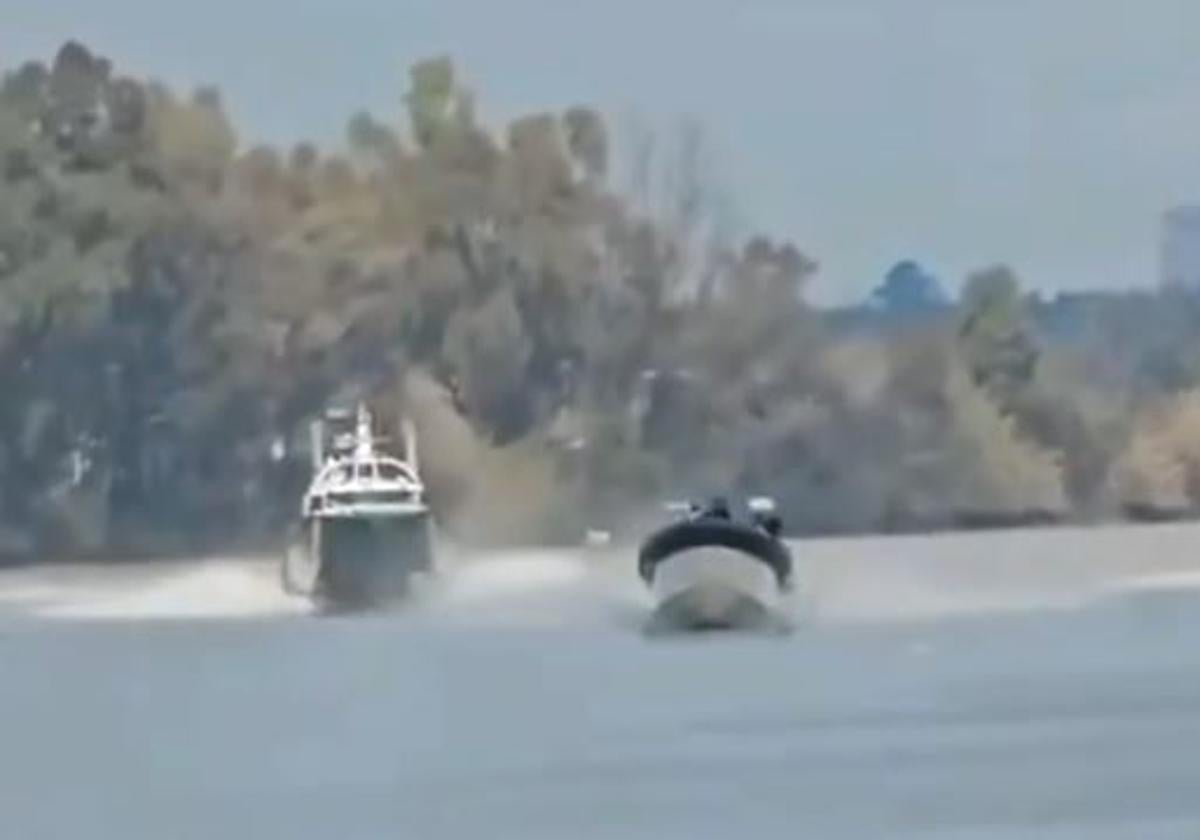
[283, 514, 433, 609]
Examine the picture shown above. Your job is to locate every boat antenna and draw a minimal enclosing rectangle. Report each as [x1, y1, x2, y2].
[354, 403, 375, 460]
[309, 418, 324, 471]
[403, 418, 419, 474]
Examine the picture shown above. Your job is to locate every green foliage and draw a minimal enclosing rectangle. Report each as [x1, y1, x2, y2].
[564, 106, 608, 180]
[405, 56, 464, 150]
[0, 41, 1193, 555]
[958, 265, 1039, 399]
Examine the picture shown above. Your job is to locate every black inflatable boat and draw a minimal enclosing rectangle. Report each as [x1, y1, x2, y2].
[638, 497, 793, 631]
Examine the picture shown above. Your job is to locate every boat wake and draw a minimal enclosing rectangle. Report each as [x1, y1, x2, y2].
[410, 549, 651, 631]
[9, 524, 1200, 628]
[0, 549, 647, 628]
[0, 558, 311, 622]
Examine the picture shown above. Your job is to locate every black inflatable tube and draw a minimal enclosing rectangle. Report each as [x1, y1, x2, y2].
[638, 519, 793, 587]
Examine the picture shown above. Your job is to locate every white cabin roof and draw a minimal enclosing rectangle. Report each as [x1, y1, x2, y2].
[302, 404, 427, 519]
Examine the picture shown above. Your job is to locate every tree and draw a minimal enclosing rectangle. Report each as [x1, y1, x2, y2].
[563, 106, 608, 181]
[346, 110, 403, 169]
[442, 287, 533, 443]
[7, 38, 1195, 553]
[154, 89, 236, 189]
[405, 56, 465, 150]
[958, 264, 1039, 397]
[505, 113, 573, 216]
[871, 260, 948, 315]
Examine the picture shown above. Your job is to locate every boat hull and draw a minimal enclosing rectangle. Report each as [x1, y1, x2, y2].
[647, 547, 785, 632]
[283, 513, 433, 609]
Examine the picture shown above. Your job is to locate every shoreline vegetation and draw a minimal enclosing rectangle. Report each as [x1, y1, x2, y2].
[3, 41, 1200, 563]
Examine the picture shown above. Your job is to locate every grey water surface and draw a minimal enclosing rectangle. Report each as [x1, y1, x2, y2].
[3, 525, 1200, 839]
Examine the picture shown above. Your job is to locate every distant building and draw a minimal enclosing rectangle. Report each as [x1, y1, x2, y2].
[1160, 205, 1200, 290]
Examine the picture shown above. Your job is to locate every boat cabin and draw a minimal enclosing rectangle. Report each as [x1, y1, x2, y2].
[302, 404, 426, 519]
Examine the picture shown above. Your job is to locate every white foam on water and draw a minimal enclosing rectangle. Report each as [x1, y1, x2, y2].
[0, 548, 645, 628]
[6, 522, 1200, 628]
[413, 548, 650, 630]
[26, 558, 311, 621]
[435, 550, 589, 602]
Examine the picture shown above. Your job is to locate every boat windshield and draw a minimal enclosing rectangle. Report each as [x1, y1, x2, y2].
[328, 490, 416, 506]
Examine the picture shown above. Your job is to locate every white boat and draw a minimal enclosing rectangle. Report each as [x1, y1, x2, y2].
[281, 403, 434, 608]
[638, 497, 793, 633]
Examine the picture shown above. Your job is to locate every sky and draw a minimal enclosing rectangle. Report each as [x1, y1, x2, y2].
[7, 0, 1200, 303]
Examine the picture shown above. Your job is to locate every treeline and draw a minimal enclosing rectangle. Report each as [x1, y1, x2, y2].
[1, 42, 1199, 558]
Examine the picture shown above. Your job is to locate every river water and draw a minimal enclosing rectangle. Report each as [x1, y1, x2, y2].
[2, 524, 1200, 839]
